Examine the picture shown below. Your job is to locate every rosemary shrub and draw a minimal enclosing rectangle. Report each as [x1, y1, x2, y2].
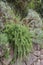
[4, 23, 32, 60]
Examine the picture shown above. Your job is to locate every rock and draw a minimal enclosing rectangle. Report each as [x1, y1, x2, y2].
[40, 49, 43, 55]
[14, 60, 25, 65]
[33, 43, 40, 51]
[0, 1, 15, 29]
[34, 59, 40, 65]
[23, 9, 42, 29]
[1, 55, 13, 65]
[33, 51, 40, 57]
[0, 46, 5, 57]
[10, 59, 26, 65]
[40, 60, 43, 65]
[23, 54, 38, 65]
[40, 55, 43, 60]
[0, 62, 2, 65]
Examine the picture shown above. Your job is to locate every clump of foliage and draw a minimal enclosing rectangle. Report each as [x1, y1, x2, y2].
[6, 0, 30, 19]
[22, 9, 43, 49]
[2, 0, 43, 19]
[4, 23, 32, 60]
[0, 33, 10, 58]
[6, 0, 43, 18]
[28, 0, 43, 17]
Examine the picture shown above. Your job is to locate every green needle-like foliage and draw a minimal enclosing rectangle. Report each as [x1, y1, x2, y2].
[0, 33, 10, 58]
[4, 23, 32, 60]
